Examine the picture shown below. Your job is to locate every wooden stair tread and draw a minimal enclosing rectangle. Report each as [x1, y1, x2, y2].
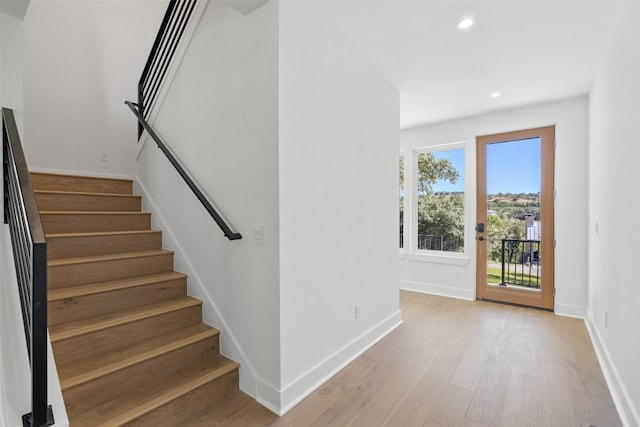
[35, 170, 244, 422]
[40, 210, 149, 215]
[46, 230, 163, 259]
[30, 171, 133, 183]
[30, 172, 133, 195]
[48, 272, 187, 301]
[46, 230, 160, 239]
[48, 249, 174, 267]
[35, 189, 141, 198]
[41, 211, 152, 234]
[72, 356, 239, 426]
[49, 296, 202, 342]
[59, 324, 219, 390]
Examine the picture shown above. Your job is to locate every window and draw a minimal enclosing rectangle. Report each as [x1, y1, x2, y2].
[416, 147, 465, 253]
[400, 155, 405, 249]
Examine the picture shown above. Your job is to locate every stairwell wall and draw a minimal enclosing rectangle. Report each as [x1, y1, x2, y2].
[22, 0, 168, 177]
[0, 226, 69, 427]
[0, 226, 32, 427]
[1, 12, 24, 135]
[278, 2, 402, 413]
[136, 0, 402, 414]
[135, 0, 281, 403]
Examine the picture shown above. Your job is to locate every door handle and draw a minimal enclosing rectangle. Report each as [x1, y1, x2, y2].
[478, 236, 485, 241]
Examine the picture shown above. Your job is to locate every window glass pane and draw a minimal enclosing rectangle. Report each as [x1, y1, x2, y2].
[400, 156, 404, 249]
[416, 149, 464, 253]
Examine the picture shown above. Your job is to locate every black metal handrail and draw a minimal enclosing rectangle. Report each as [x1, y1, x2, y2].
[125, 101, 242, 240]
[137, 0, 197, 138]
[2, 108, 54, 427]
[501, 238, 541, 288]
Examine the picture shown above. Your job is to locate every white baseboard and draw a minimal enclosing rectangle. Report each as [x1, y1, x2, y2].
[554, 302, 588, 319]
[255, 378, 282, 415]
[400, 279, 475, 301]
[585, 312, 640, 427]
[267, 310, 403, 416]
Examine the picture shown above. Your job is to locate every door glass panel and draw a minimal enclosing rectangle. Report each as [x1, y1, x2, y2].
[486, 137, 541, 289]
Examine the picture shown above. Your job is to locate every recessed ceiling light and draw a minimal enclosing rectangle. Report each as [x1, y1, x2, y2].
[458, 18, 475, 30]
[490, 92, 501, 98]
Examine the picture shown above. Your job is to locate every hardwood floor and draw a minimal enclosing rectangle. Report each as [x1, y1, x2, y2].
[236, 290, 621, 427]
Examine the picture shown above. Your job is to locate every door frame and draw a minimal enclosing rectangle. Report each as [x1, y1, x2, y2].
[476, 126, 555, 310]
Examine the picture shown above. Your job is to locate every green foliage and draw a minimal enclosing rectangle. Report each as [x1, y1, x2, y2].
[417, 152, 459, 194]
[485, 192, 540, 261]
[414, 152, 464, 252]
[487, 193, 540, 221]
[418, 192, 464, 252]
[486, 213, 525, 261]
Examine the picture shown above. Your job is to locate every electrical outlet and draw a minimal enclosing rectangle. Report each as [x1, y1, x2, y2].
[605, 312, 608, 328]
[253, 225, 265, 244]
[355, 304, 361, 319]
[100, 152, 109, 162]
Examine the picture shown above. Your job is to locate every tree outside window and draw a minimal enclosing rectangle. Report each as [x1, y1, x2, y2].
[416, 149, 464, 253]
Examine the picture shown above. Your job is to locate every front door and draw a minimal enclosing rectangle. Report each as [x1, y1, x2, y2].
[476, 126, 554, 310]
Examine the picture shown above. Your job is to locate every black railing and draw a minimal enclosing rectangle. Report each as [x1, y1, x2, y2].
[129, 0, 240, 240]
[417, 234, 444, 251]
[501, 238, 541, 288]
[125, 101, 241, 240]
[2, 108, 54, 427]
[137, 0, 198, 138]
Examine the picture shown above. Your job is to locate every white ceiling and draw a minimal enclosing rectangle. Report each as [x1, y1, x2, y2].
[290, 0, 625, 129]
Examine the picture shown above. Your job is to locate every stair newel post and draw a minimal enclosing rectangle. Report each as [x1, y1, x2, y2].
[24, 242, 54, 427]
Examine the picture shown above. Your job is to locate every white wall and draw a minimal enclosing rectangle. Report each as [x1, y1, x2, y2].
[588, 2, 640, 425]
[278, 2, 402, 413]
[0, 226, 69, 427]
[22, 0, 167, 177]
[1, 12, 24, 134]
[401, 97, 590, 316]
[0, 227, 30, 427]
[136, 0, 281, 405]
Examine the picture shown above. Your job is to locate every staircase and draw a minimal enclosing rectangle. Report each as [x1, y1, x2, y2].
[31, 171, 258, 426]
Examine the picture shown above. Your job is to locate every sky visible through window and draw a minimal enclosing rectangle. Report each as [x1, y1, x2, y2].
[431, 148, 464, 192]
[487, 137, 540, 194]
[432, 137, 541, 194]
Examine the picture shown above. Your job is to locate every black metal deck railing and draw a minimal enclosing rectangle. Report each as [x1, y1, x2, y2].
[2, 108, 54, 427]
[501, 238, 541, 288]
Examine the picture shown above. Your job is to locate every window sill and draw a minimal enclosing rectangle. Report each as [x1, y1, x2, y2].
[407, 252, 470, 265]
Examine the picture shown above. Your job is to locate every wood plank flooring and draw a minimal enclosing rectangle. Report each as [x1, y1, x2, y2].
[234, 290, 621, 427]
